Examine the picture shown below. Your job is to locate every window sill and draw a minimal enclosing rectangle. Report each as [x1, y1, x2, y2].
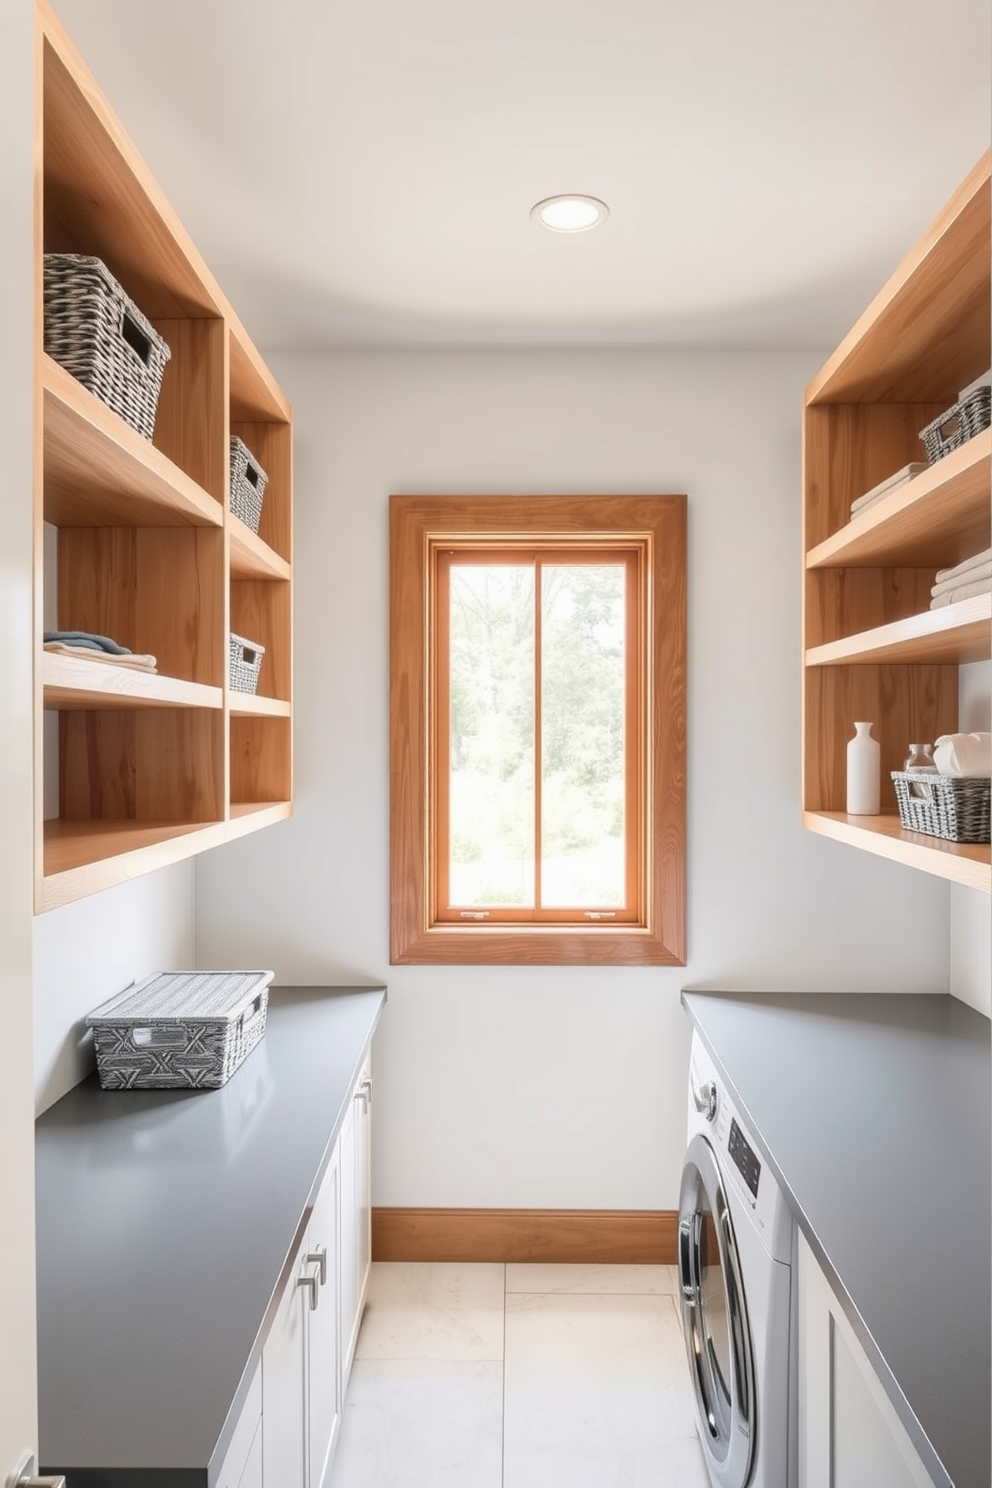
[390, 921, 686, 967]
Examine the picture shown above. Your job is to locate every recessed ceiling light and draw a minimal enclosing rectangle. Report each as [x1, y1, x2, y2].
[531, 195, 609, 233]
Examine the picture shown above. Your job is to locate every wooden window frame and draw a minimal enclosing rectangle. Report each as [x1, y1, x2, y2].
[390, 494, 686, 966]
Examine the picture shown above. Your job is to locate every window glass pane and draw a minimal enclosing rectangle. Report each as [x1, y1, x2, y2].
[448, 564, 535, 907]
[541, 564, 625, 907]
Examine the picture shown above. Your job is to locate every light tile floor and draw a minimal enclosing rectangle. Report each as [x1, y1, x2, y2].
[329, 1262, 709, 1488]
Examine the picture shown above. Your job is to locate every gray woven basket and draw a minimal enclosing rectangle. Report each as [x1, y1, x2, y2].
[230, 631, 265, 694]
[43, 254, 171, 440]
[230, 436, 269, 533]
[918, 386, 992, 463]
[891, 770, 991, 843]
[87, 971, 273, 1090]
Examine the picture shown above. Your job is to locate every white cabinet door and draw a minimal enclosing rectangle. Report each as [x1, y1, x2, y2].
[309, 1143, 342, 1488]
[262, 1234, 308, 1488]
[259, 1056, 373, 1488]
[798, 1234, 936, 1488]
[356, 1060, 373, 1327]
[338, 1094, 360, 1379]
[340, 1058, 373, 1382]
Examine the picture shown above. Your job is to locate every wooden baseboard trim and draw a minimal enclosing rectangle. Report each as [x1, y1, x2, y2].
[372, 1208, 677, 1265]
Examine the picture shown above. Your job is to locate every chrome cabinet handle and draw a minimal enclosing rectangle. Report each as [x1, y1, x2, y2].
[690, 1076, 717, 1122]
[6, 1453, 65, 1488]
[297, 1265, 320, 1311]
[307, 1245, 327, 1288]
[356, 1076, 373, 1111]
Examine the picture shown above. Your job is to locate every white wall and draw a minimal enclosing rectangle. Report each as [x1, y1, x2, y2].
[196, 350, 951, 1210]
[0, 0, 39, 1465]
[949, 661, 992, 1015]
[33, 863, 196, 1113]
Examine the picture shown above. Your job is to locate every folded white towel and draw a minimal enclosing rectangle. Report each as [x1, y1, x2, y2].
[930, 575, 992, 609]
[934, 546, 992, 586]
[849, 489, 889, 519]
[850, 462, 927, 516]
[933, 733, 992, 777]
[931, 560, 992, 598]
[44, 640, 158, 673]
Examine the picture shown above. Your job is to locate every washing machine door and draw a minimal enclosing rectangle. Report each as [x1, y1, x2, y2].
[678, 1132, 756, 1488]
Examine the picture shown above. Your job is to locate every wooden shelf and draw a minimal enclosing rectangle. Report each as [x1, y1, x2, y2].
[229, 515, 292, 581]
[806, 151, 991, 405]
[41, 818, 227, 911]
[803, 154, 991, 893]
[40, 803, 294, 909]
[804, 811, 991, 892]
[807, 595, 992, 667]
[227, 801, 293, 839]
[229, 692, 291, 718]
[43, 356, 222, 528]
[42, 651, 223, 711]
[806, 430, 991, 570]
[42, 2, 221, 321]
[229, 322, 291, 424]
[35, 2, 293, 912]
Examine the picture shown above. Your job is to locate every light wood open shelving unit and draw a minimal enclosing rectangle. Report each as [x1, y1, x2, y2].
[34, 0, 292, 912]
[803, 150, 991, 892]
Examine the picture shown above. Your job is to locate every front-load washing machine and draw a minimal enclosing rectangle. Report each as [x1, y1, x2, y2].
[678, 1032, 797, 1488]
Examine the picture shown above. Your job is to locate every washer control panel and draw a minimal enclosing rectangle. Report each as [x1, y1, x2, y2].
[685, 1031, 794, 1262]
[728, 1117, 761, 1200]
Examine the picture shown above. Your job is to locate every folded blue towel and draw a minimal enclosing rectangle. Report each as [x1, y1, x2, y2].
[43, 630, 132, 655]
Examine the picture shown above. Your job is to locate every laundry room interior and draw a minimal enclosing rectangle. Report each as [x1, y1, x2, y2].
[0, 4, 990, 1488]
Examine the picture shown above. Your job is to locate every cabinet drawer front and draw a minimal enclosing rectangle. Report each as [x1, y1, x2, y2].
[237, 1418, 263, 1488]
[214, 1360, 262, 1488]
[263, 1233, 308, 1488]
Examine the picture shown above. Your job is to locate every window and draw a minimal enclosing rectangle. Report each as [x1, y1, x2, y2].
[390, 494, 686, 965]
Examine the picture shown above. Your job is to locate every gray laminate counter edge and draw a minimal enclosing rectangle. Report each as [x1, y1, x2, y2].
[35, 984, 387, 1488]
[681, 990, 991, 1488]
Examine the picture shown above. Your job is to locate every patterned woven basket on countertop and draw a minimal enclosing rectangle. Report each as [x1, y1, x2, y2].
[891, 770, 991, 844]
[229, 631, 265, 694]
[230, 436, 269, 534]
[86, 970, 274, 1090]
[43, 253, 171, 440]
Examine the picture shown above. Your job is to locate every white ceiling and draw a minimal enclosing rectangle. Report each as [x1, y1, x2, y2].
[55, 0, 991, 353]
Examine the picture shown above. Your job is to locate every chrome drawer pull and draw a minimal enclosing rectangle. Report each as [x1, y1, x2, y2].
[307, 1245, 328, 1288]
[7, 1453, 66, 1488]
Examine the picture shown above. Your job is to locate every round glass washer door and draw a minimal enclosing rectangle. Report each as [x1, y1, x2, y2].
[677, 1131, 756, 1488]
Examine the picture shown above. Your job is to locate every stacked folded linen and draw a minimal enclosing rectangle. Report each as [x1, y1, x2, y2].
[43, 629, 158, 673]
[850, 462, 927, 519]
[930, 548, 992, 609]
[933, 732, 992, 777]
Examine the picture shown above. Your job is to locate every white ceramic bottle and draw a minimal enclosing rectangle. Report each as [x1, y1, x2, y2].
[847, 721, 881, 814]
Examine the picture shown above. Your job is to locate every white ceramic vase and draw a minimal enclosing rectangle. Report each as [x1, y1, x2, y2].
[847, 721, 880, 815]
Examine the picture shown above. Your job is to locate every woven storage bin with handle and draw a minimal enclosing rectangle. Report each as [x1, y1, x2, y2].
[891, 770, 991, 843]
[229, 631, 265, 694]
[918, 384, 992, 463]
[230, 436, 269, 534]
[87, 971, 274, 1090]
[43, 254, 171, 440]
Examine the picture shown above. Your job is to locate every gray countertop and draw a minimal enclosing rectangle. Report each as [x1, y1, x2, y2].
[681, 990, 990, 1488]
[36, 984, 387, 1488]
